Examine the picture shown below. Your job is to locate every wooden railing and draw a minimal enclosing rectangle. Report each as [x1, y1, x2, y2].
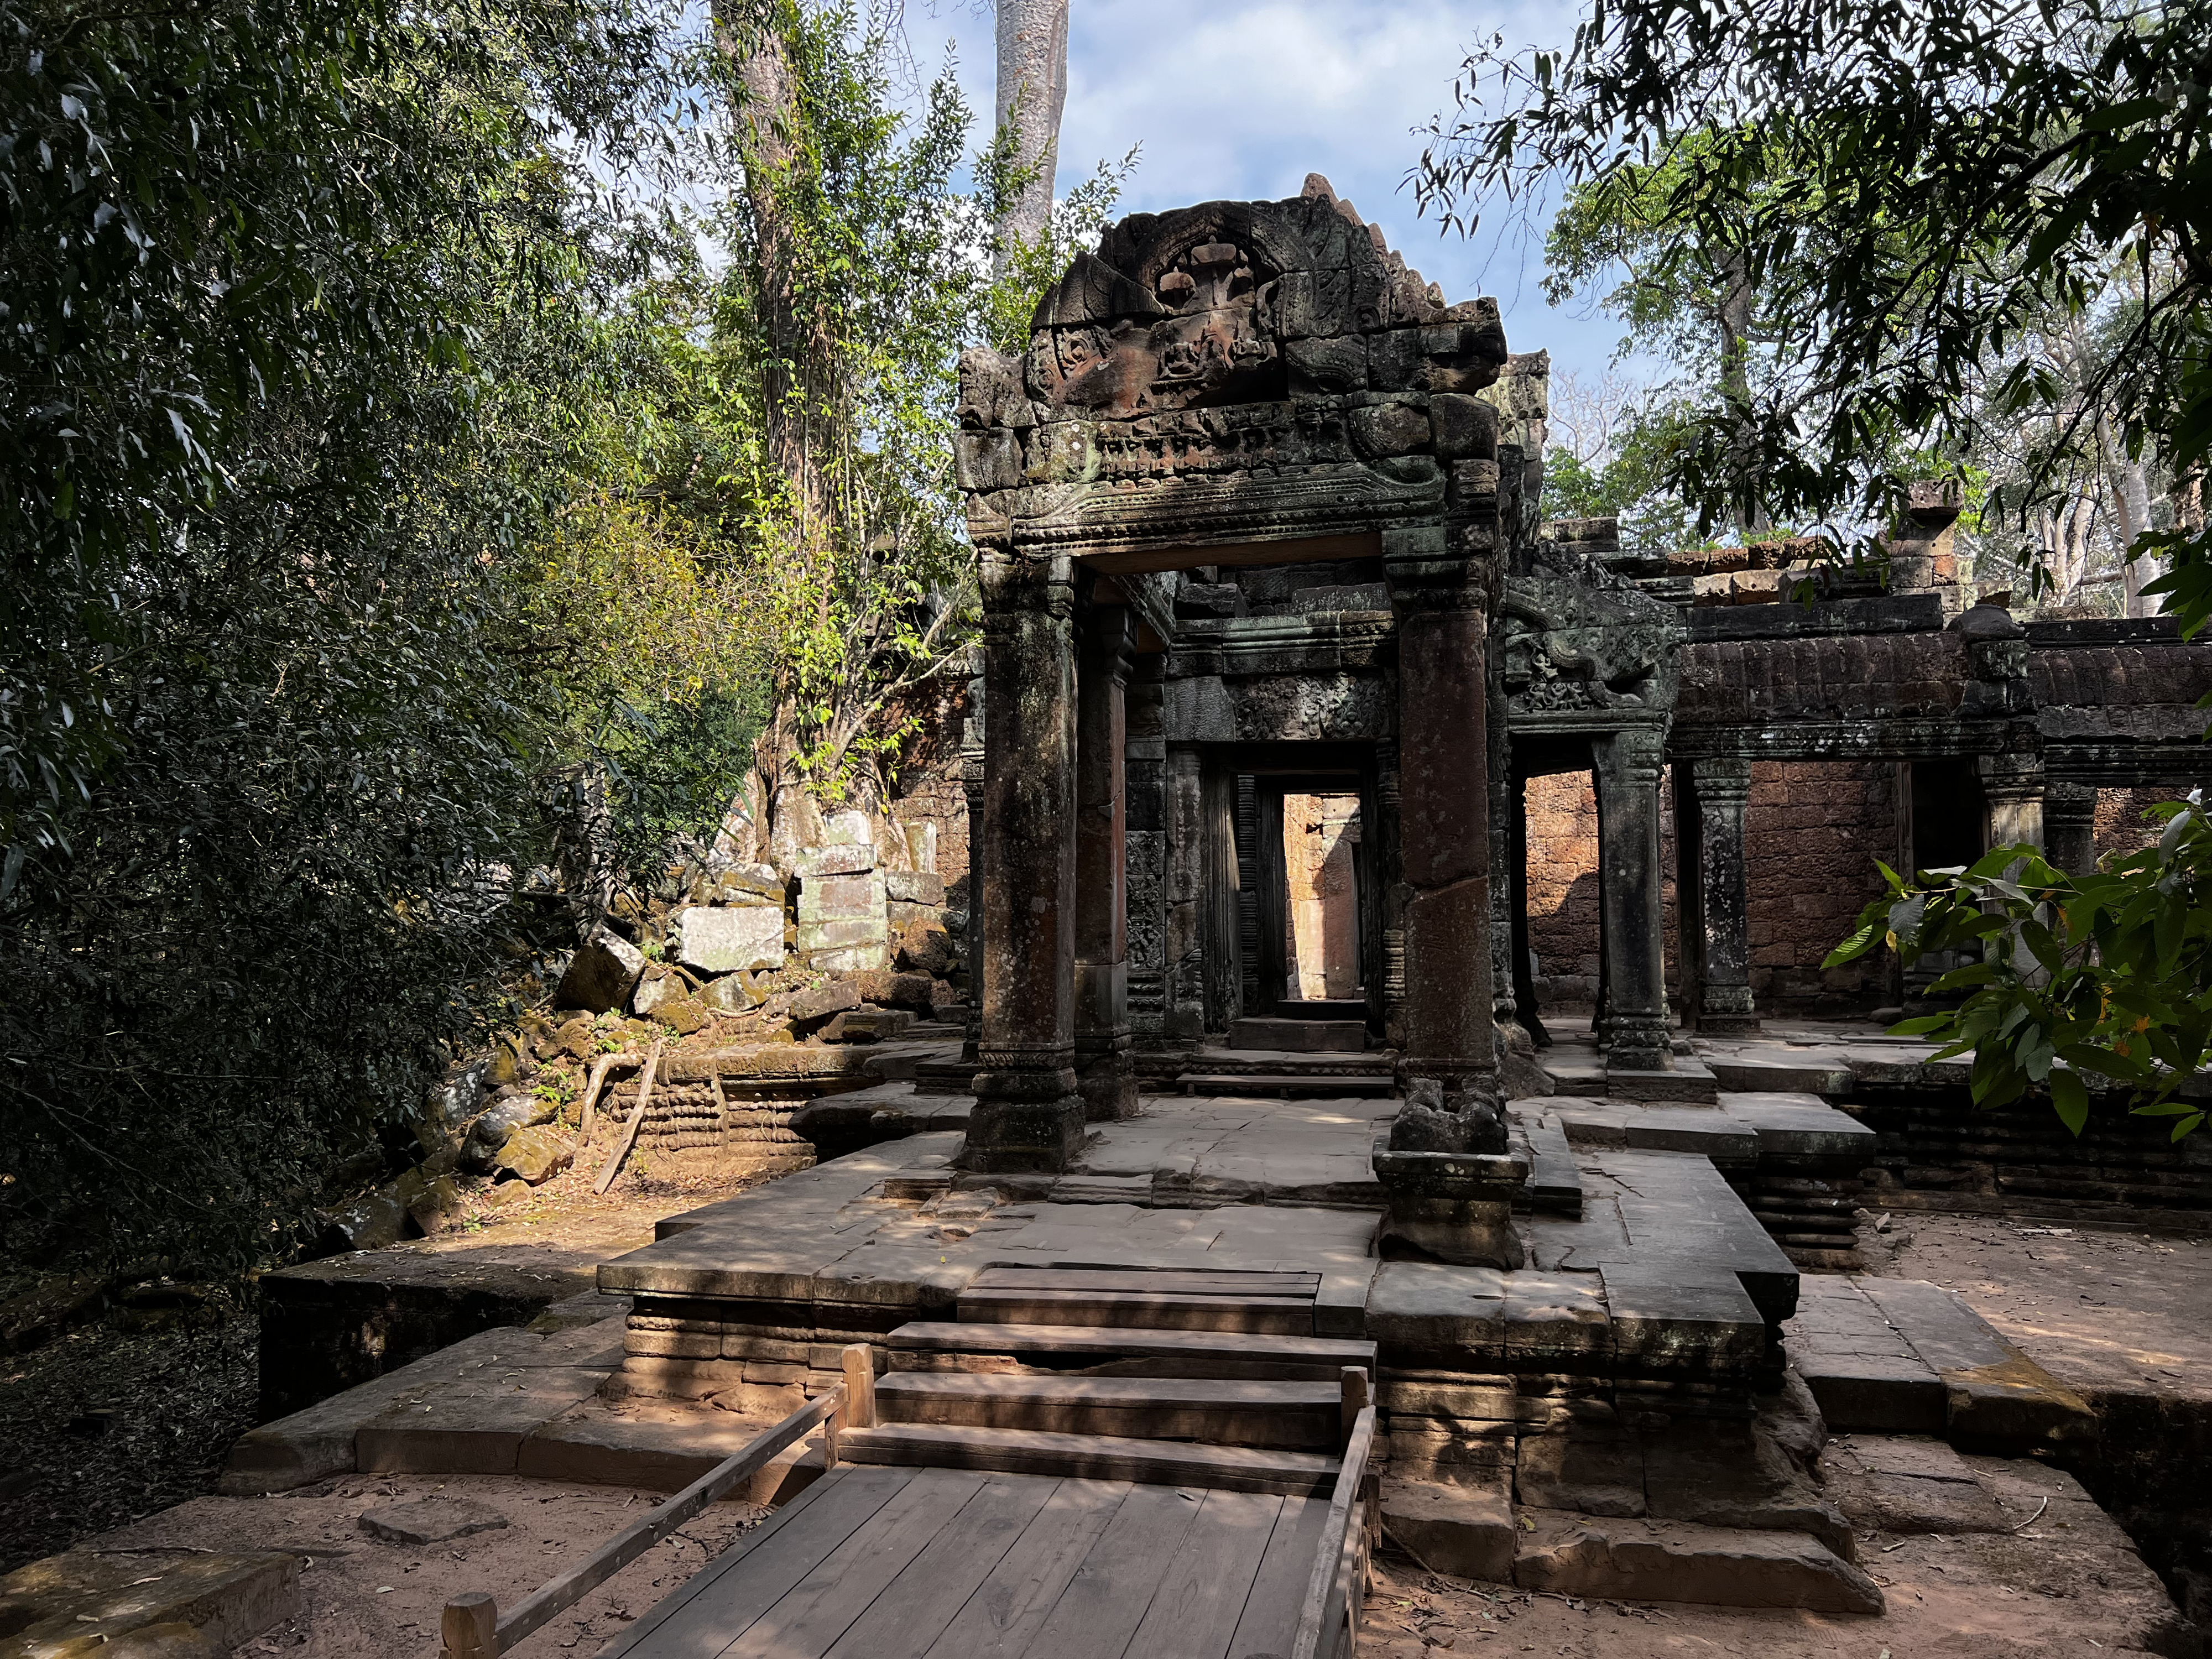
[439, 1345, 878, 1659]
[1290, 1367, 1378, 1659]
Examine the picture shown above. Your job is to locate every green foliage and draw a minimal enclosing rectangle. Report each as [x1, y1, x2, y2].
[1826, 801, 2212, 1139]
[1420, 0, 2212, 621]
[698, 3, 1125, 805]
[0, 0, 691, 1269]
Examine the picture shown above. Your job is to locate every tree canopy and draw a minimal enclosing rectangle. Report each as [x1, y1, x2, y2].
[1420, 0, 2212, 619]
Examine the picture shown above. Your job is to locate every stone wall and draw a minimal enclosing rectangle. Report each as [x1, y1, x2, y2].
[1524, 759, 1893, 1018]
[1743, 760, 1895, 1013]
[2094, 785, 2180, 864]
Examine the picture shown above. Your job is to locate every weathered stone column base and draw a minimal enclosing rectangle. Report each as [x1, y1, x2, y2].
[1695, 985, 1761, 1035]
[1372, 1142, 1529, 1269]
[1394, 1056, 1505, 1112]
[1073, 960, 1138, 1121]
[1379, 1194, 1526, 1269]
[964, 1050, 1084, 1171]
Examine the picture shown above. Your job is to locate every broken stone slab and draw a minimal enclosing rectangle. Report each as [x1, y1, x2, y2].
[1825, 1434, 2010, 1533]
[786, 979, 862, 1026]
[1380, 1474, 1514, 1583]
[1597, 1256, 1766, 1375]
[884, 868, 945, 906]
[1514, 1514, 1883, 1613]
[556, 928, 646, 1013]
[0, 1549, 299, 1657]
[676, 904, 785, 974]
[358, 1495, 510, 1544]
[794, 843, 875, 877]
[495, 1125, 573, 1186]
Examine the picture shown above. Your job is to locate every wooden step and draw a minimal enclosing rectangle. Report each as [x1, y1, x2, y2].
[956, 1285, 1314, 1335]
[1176, 1072, 1394, 1099]
[834, 1423, 1340, 1495]
[885, 1321, 1375, 1382]
[874, 1372, 1341, 1449]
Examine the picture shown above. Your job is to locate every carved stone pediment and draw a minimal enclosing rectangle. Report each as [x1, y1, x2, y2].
[1502, 545, 1680, 724]
[1029, 231, 1291, 417]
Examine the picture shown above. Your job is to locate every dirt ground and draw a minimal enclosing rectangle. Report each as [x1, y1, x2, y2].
[1860, 1208, 2212, 1402]
[0, 1168, 767, 1577]
[81, 1472, 768, 1659]
[1357, 1457, 2190, 1658]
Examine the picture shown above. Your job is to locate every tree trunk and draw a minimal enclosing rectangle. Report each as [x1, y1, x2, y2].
[994, 0, 1070, 258]
[2098, 414, 2159, 617]
[1716, 247, 1768, 535]
[716, 0, 838, 839]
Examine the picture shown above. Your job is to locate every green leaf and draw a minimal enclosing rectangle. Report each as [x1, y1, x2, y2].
[2048, 1070, 2090, 1135]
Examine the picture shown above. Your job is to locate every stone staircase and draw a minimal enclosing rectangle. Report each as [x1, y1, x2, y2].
[836, 1266, 1378, 1499]
[1161, 1008, 1394, 1099]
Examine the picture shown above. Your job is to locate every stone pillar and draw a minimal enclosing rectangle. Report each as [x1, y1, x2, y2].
[958, 659, 985, 1063]
[1687, 755, 1759, 1032]
[2045, 780, 2097, 878]
[1073, 605, 1136, 1121]
[1386, 527, 1498, 1103]
[1162, 747, 1206, 1040]
[1978, 753, 2046, 854]
[1202, 765, 1242, 1032]
[1125, 656, 1169, 1045]
[1376, 744, 1407, 1048]
[1594, 724, 1671, 1071]
[966, 549, 1083, 1172]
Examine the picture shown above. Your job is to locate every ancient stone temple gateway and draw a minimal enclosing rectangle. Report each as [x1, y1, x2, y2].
[529, 180, 2210, 1646]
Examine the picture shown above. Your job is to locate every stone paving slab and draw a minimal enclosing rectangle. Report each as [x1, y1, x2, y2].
[1784, 1275, 2096, 1451]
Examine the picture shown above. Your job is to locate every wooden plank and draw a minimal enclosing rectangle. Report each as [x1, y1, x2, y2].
[1017, 1483, 1209, 1659]
[1289, 1406, 1373, 1659]
[1225, 1494, 1331, 1659]
[875, 1374, 1337, 1450]
[1122, 1489, 1285, 1659]
[719, 1467, 990, 1659]
[821, 1474, 1062, 1659]
[957, 1287, 1314, 1336]
[886, 1322, 1373, 1369]
[593, 1465, 916, 1659]
[493, 1386, 844, 1651]
[837, 1424, 1337, 1496]
[917, 1480, 1129, 1659]
[968, 1269, 1321, 1298]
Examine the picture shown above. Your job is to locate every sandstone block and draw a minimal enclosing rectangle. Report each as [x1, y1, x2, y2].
[884, 868, 944, 905]
[556, 929, 646, 1013]
[1381, 1475, 1514, 1583]
[358, 1496, 509, 1545]
[1514, 1516, 1882, 1613]
[676, 904, 785, 973]
[495, 1125, 574, 1186]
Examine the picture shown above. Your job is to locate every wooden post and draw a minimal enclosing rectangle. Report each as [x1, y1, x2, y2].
[842, 1344, 876, 1429]
[592, 1037, 665, 1194]
[441, 1592, 499, 1659]
[1339, 1365, 1369, 1451]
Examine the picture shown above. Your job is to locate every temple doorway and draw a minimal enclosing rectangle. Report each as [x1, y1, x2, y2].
[1282, 792, 1363, 1002]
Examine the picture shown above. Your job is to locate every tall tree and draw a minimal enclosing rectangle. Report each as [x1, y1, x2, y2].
[993, 0, 1070, 257]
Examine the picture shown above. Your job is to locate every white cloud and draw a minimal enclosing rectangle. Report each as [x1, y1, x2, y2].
[911, 0, 1641, 384]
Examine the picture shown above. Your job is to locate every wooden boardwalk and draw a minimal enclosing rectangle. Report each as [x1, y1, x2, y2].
[597, 1464, 1331, 1659]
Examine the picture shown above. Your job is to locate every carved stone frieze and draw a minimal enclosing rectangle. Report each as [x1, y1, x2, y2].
[1500, 545, 1681, 729]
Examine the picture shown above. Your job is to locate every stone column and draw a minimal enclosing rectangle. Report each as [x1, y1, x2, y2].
[2044, 780, 2097, 879]
[1594, 724, 1671, 1071]
[1978, 753, 2046, 854]
[1125, 656, 1169, 1046]
[966, 549, 1083, 1172]
[958, 659, 985, 1063]
[1162, 747, 1206, 1041]
[1073, 604, 1136, 1121]
[1687, 755, 1759, 1032]
[1385, 526, 1498, 1103]
[1375, 744, 1407, 1047]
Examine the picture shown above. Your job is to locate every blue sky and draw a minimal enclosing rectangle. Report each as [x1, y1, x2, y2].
[909, 0, 1632, 389]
